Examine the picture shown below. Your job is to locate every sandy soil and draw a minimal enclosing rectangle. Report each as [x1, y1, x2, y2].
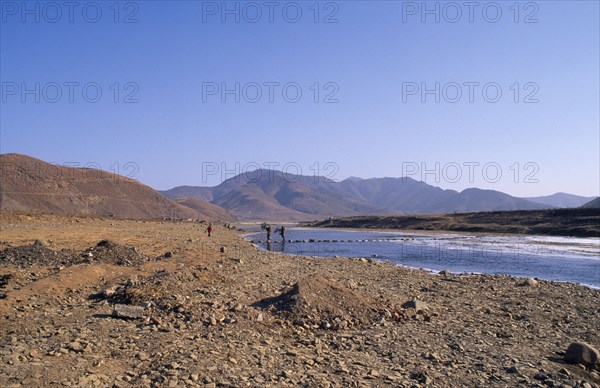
[1, 213, 599, 387]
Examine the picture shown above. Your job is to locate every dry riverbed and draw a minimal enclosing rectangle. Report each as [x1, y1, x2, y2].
[1, 213, 599, 387]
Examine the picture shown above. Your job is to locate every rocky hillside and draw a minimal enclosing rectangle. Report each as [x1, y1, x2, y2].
[0, 154, 231, 221]
[163, 170, 389, 221]
[581, 197, 600, 209]
[327, 178, 549, 213]
[162, 172, 550, 221]
[172, 197, 236, 222]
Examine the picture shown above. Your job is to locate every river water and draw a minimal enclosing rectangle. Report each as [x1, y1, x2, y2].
[243, 228, 600, 289]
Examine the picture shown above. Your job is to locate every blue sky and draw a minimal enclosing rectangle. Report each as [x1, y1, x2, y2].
[1, 0, 599, 197]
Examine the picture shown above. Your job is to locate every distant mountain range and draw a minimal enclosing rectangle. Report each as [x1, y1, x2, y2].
[160, 169, 597, 221]
[2, 154, 595, 222]
[523, 193, 596, 208]
[162, 170, 388, 221]
[0, 154, 235, 221]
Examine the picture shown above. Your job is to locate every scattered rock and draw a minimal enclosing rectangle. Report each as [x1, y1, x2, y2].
[2, 214, 600, 387]
[346, 279, 358, 289]
[0, 243, 79, 268]
[564, 342, 599, 366]
[99, 284, 121, 299]
[112, 304, 146, 320]
[67, 342, 82, 352]
[402, 299, 430, 313]
[33, 239, 49, 248]
[96, 240, 111, 247]
[1, 239, 153, 269]
[83, 240, 149, 266]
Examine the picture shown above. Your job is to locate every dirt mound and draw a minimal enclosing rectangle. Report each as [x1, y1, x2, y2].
[256, 274, 385, 329]
[82, 240, 149, 266]
[95, 270, 192, 306]
[0, 240, 150, 268]
[0, 241, 80, 268]
[91, 271, 190, 321]
[90, 269, 234, 328]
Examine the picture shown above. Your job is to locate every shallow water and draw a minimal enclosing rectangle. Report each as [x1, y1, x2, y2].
[243, 228, 600, 288]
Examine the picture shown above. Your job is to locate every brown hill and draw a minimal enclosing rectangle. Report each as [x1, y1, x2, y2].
[172, 197, 236, 222]
[162, 171, 549, 222]
[0, 154, 228, 220]
[214, 184, 312, 221]
[162, 169, 390, 221]
[580, 197, 600, 209]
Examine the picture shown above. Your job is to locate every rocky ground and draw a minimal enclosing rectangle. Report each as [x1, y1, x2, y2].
[1, 213, 599, 387]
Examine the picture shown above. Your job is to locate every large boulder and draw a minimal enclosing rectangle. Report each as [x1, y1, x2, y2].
[564, 342, 599, 366]
[402, 299, 430, 313]
[112, 304, 146, 320]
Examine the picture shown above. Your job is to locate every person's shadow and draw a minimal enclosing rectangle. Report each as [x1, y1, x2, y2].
[266, 242, 272, 251]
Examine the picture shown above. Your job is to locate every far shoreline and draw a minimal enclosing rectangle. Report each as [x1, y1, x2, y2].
[239, 224, 600, 240]
[301, 208, 600, 238]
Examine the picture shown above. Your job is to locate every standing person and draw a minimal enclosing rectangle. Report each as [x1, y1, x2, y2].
[206, 222, 213, 237]
[279, 225, 286, 242]
[266, 224, 272, 242]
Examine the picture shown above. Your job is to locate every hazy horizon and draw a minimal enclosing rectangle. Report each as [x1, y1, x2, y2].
[2, 1, 599, 197]
[153, 165, 598, 199]
[1, 152, 597, 199]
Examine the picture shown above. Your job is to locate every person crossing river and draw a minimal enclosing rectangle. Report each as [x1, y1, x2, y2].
[260, 223, 272, 242]
[279, 225, 286, 242]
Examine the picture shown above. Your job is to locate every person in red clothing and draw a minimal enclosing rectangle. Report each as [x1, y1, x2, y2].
[206, 222, 213, 237]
